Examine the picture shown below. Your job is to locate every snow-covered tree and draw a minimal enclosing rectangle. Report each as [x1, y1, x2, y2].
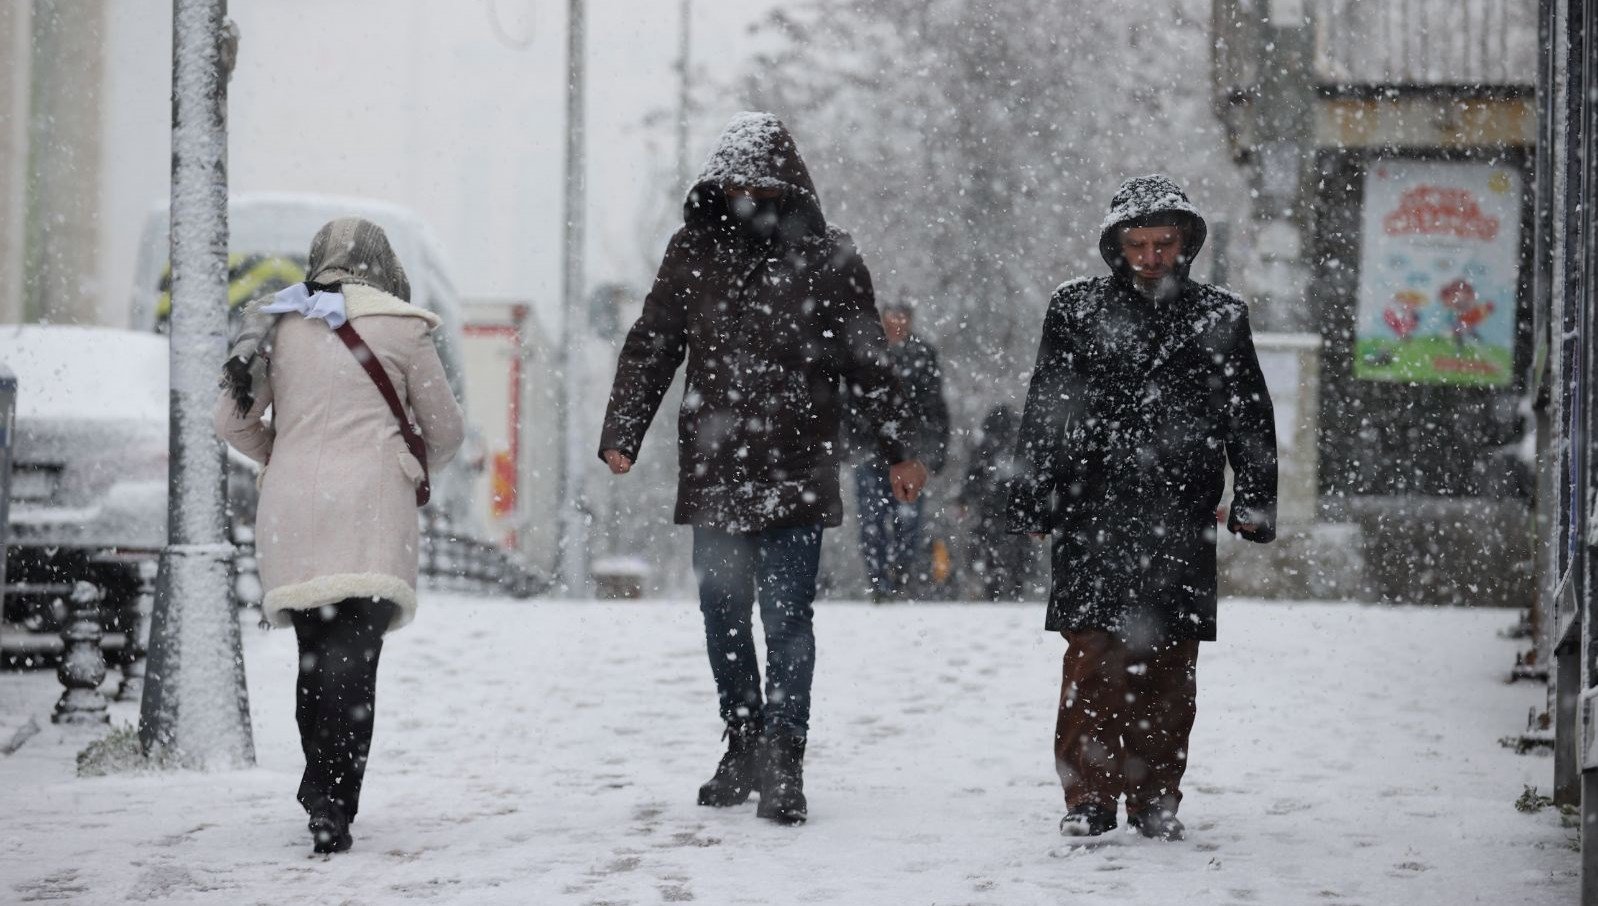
[736, 0, 1248, 430]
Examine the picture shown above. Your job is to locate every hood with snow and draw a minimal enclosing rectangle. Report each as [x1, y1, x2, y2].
[683, 112, 827, 241]
[1097, 174, 1208, 281]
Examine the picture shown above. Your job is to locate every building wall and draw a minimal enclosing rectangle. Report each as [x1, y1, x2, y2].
[0, 2, 29, 325]
[22, 0, 104, 325]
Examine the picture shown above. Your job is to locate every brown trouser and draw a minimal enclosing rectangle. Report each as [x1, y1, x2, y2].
[1055, 630, 1199, 817]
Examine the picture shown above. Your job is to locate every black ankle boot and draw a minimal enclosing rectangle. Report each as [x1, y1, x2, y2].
[756, 733, 807, 825]
[697, 721, 763, 807]
[308, 799, 353, 854]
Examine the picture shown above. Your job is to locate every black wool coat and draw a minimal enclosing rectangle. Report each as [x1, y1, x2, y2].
[1006, 273, 1278, 642]
[600, 115, 911, 532]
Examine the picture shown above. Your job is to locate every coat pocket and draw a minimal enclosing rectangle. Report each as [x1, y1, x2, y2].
[389, 437, 424, 486]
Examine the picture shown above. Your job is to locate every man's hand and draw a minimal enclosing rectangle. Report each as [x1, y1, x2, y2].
[1028, 532, 1047, 541]
[602, 449, 633, 475]
[1230, 523, 1259, 535]
[889, 459, 929, 503]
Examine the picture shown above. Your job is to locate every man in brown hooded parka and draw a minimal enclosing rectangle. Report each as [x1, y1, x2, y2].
[600, 113, 927, 825]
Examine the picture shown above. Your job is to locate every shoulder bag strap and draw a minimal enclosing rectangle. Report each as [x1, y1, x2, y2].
[333, 321, 431, 507]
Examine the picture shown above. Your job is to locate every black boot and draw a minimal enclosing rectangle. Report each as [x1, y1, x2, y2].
[756, 733, 807, 825]
[697, 721, 763, 807]
[1059, 803, 1118, 837]
[308, 799, 353, 854]
[1128, 808, 1185, 841]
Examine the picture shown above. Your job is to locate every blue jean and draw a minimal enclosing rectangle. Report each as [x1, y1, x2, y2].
[855, 459, 923, 594]
[692, 525, 823, 736]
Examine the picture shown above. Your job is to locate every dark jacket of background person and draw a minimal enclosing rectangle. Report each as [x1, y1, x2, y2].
[599, 113, 913, 532]
[960, 404, 1032, 599]
[845, 332, 951, 473]
[961, 404, 1023, 527]
[1006, 175, 1277, 642]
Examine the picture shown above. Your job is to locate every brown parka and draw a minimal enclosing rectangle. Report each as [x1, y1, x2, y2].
[599, 113, 912, 532]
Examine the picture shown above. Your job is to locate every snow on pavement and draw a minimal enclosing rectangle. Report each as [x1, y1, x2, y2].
[0, 596, 1577, 904]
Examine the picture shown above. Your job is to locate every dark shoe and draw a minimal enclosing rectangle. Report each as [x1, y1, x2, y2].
[308, 800, 353, 854]
[756, 733, 807, 825]
[1059, 803, 1118, 837]
[1128, 809, 1184, 841]
[697, 721, 763, 807]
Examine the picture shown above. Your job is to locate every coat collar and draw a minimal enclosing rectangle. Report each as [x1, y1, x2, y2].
[343, 284, 441, 329]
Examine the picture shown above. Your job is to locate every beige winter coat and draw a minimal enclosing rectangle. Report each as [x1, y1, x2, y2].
[214, 284, 465, 632]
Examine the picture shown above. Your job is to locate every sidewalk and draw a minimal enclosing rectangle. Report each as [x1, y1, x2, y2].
[0, 596, 1577, 904]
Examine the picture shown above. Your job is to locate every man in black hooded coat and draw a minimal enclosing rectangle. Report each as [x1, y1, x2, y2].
[1008, 175, 1277, 841]
[600, 113, 928, 825]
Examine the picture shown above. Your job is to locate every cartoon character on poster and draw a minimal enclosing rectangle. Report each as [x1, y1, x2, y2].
[1353, 161, 1522, 386]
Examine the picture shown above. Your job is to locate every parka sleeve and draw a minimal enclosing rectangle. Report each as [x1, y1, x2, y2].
[407, 326, 466, 468]
[213, 378, 274, 466]
[1221, 308, 1278, 542]
[1006, 290, 1080, 534]
[831, 244, 913, 465]
[598, 230, 693, 462]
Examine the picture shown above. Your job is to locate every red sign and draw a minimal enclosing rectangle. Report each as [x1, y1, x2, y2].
[1382, 185, 1500, 241]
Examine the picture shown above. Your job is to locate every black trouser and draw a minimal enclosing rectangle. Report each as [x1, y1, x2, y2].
[290, 598, 396, 821]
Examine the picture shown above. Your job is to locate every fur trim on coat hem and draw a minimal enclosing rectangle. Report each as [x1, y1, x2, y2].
[262, 573, 417, 632]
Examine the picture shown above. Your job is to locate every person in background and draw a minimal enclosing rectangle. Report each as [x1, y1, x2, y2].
[1008, 175, 1277, 842]
[846, 301, 950, 601]
[959, 403, 1032, 601]
[599, 112, 927, 825]
[215, 218, 465, 854]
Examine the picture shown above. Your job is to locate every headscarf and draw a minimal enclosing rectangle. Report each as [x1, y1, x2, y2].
[221, 217, 410, 416]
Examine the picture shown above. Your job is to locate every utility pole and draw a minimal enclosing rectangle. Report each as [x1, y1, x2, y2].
[555, 0, 590, 596]
[139, 0, 253, 768]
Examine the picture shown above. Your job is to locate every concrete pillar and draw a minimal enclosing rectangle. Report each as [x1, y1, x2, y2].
[0, 2, 29, 324]
[23, 0, 104, 325]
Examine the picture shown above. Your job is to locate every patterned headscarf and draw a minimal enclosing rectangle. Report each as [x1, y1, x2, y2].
[221, 217, 410, 416]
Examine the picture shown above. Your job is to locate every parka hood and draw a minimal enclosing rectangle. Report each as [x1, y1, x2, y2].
[1097, 174, 1208, 279]
[684, 112, 827, 240]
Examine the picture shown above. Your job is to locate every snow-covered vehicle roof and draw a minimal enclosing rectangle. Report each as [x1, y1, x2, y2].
[0, 324, 168, 423]
[2, 324, 172, 552]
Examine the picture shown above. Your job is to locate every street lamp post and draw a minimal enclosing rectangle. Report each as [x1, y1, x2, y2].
[556, 0, 590, 596]
[137, 0, 253, 768]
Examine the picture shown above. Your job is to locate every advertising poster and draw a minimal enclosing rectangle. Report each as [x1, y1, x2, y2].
[1354, 160, 1522, 386]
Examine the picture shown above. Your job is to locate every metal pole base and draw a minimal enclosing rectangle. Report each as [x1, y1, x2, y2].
[138, 545, 253, 767]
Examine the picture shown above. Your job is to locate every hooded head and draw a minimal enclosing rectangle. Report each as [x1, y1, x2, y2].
[1097, 175, 1208, 288]
[305, 217, 411, 301]
[684, 112, 826, 242]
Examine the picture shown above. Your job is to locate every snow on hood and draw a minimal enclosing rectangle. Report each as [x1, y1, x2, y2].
[1097, 174, 1209, 277]
[683, 112, 826, 237]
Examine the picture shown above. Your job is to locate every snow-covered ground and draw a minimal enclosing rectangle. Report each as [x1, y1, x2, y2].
[0, 596, 1577, 904]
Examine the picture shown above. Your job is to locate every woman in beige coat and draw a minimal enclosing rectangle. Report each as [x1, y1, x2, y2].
[214, 217, 464, 854]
